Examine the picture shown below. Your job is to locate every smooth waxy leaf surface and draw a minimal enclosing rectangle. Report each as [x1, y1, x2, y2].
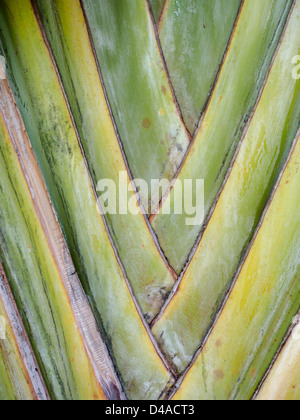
[82, 0, 190, 210]
[36, 0, 176, 322]
[152, 0, 300, 373]
[152, 0, 293, 273]
[0, 0, 173, 400]
[173, 128, 300, 400]
[159, 0, 242, 134]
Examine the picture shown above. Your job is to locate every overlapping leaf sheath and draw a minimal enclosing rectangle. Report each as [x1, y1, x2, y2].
[0, 0, 299, 402]
[81, 0, 190, 210]
[152, 0, 294, 273]
[36, 0, 176, 322]
[149, 0, 165, 22]
[152, 0, 300, 373]
[0, 266, 49, 400]
[173, 130, 300, 400]
[0, 0, 173, 399]
[159, 0, 242, 134]
[256, 314, 300, 401]
[0, 77, 122, 400]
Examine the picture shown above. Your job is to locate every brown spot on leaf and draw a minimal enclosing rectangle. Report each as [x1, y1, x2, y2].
[214, 369, 224, 380]
[161, 85, 167, 96]
[165, 133, 172, 143]
[216, 339, 222, 348]
[142, 118, 152, 129]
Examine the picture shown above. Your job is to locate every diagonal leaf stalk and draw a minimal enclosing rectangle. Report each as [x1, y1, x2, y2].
[255, 312, 300, 401]
[151, 0, 294, 274]
[0, 265, 49, 401]
[152, 0, 300, 373]
[81, 0, 191, 212]
[35, 0, 177, 322]
[0, 0, 174, 399]
[171, 129, 300, 400]
[0, 78, 123, 400]
[158, 0, 242, 134]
